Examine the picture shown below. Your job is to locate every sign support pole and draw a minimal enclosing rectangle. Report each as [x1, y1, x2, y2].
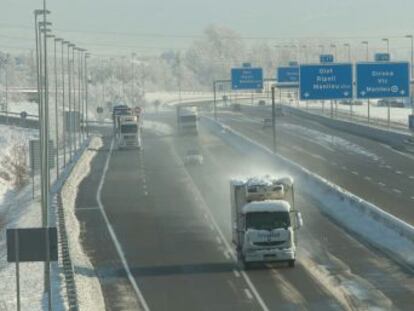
[213, 81, 217, 120]
[272, 85, 276, 153]
[32, 171, 35, 199]
[330, 100, 333, 118]
[14, 230, 21, 311]
[368, 99, 371, 124]
[387, 102, 391, 128]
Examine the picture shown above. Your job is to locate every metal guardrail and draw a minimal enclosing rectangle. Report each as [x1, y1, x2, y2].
[56, 192, 79, 311]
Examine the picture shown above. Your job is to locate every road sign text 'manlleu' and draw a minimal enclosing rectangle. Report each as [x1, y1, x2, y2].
[299, 64, 353, 100]
[356, 62, 409, 99]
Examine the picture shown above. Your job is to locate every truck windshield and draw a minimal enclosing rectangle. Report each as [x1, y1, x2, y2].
[121, 124, 138, 133]
[246, 212, 290, 230]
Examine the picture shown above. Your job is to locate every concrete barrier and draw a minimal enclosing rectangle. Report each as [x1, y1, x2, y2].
[283, 105, 412, 149]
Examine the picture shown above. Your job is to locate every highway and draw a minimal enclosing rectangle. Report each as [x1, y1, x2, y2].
[214, 104, 414, 226]
[72, 107, 414, 310]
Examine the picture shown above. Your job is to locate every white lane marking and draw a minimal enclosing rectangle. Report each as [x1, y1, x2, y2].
[341, 166, 347, 170]
[395, 171, 403, 175]
[364, 176, 372, 181]
[409, 176, 414, 180]
[351, 171, 359, 176]
[290, 145, 326, 161]
[385, 165, 392, 169]
[411, 196, 414, 200]
[392, 189, 402, 195]
[142, 184, 147, 190]
[378, 182, 386, 187]
[244, 289, 253, 300]
[224, 251, 231, 260]
[216, 236, 223, 245]
[170, 141, 270, 311]
[233, 269, 241, 278]
[331, 161, 338, 166]
[144, 191, 148, 196]
[78, 206, 100, 211]
[96, 139, 151, 311]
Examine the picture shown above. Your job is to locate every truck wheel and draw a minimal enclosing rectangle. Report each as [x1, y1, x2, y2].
[242, 261, 251, 270]
[288, 259, 295, 268]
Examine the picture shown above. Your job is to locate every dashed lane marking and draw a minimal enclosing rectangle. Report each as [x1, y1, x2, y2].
[244, 289, 253, 300]
[233, 269, 241, 278]
[96, 139, 150, 311]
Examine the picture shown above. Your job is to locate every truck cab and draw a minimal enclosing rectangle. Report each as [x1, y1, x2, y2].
[117, 115, 141, 149]
[231, 176, 303, 268]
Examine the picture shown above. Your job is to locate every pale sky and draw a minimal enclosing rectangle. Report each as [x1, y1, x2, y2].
[1, 0, 414, 56]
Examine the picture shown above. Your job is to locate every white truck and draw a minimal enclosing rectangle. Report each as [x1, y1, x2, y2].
[231, 176, 303, 268]
[117, 115, 142, 149]
[177, 106, 198, 135]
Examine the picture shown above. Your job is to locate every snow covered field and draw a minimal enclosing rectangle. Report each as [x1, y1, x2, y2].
[0, 121, 103, 310]
[299, 100, 412, 126]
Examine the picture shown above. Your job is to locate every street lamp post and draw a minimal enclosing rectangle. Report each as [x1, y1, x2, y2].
[361, 41, 369, 61]
[330, 44, 337, 60]
[301, 45, 307, 63]
[382, 38, 390, 54]
[344, 43, 351, 62]
[382, 38, 391, 127]
[85, 53, 90, 136]
[61, 41, 68, 167]
[67, 43, 75, 160]
[54, 37, 62, 179]
[39, 1, 53, 309]
[76, 48, 84, 144]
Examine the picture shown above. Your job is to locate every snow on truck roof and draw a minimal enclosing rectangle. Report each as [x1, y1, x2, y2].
[231, 176, 294, 188]
[242, 200, 291, 214]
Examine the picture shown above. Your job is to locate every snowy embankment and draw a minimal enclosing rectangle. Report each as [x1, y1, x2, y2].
[145, 91, 212, 106]
[0, 122, 105, 310]
[203, 116, 414, 267]
[0, 124, 59, 311]
[60, 137, 105, 311]
[6, 101, 38, 117]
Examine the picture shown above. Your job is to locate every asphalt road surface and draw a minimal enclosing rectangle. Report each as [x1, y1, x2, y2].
[215, 104, 414, 226]
[73, 108, 414, 310]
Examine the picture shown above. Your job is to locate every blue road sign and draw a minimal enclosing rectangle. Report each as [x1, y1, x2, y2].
[375, 53, 390, 62]
[231, 67, 263, 90]
[300, 64, 353, 100]
[356, 62, 409, 99]
[277, 67, 299, 83]
[320, 54, 334, 63]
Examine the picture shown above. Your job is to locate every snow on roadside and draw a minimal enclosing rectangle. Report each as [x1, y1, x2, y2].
[281, 123, 381, 161]
[145, 91, 212, 106]
[60, 136, 105, 311]
[143, 120, 173, 136]
[0, 124, 67, 311]
[7, 101, 38, 116]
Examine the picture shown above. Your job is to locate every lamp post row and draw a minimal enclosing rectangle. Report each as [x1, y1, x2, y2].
[33, 5, 90, 311]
